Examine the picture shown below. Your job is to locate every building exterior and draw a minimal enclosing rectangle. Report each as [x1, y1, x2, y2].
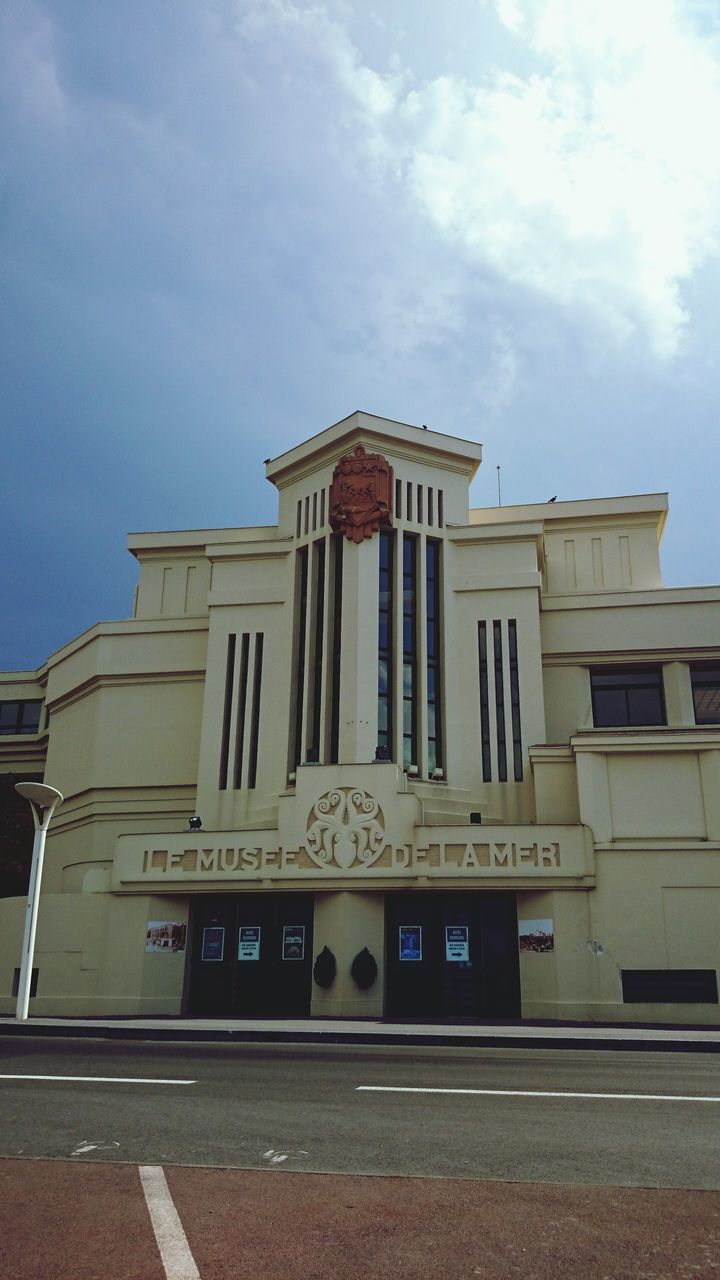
[1, 410, 719, 1023]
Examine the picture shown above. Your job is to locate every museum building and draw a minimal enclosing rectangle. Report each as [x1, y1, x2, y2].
[2, 411, 720, 1023]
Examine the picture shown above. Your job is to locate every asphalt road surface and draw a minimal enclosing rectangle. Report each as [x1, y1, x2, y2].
[1, 1035, 719, 1187]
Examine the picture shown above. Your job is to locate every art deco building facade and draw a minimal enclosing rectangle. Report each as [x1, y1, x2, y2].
[1, 412, 719, 1023]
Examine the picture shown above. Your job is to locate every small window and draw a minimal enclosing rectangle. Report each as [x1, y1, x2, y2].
[691, 666, 720, 725]
[0, 701, 43, 735]
[590, 669, 665, 728]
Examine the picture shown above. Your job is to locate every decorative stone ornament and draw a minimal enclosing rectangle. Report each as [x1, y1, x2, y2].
[313, 946, 337, 988]
[329, 444, 394, 543]
[306, 787, 386, 870]
[351, 947, 378, 990]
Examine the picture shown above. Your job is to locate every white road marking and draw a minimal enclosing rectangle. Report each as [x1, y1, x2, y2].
[0, 1074, 196, 1085]
[139, 1165, 200, 1280]
[72, 1140, 120, 1155]
[356, 1086, 720, 1103]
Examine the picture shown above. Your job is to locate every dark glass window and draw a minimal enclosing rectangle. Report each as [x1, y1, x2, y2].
[329, 535, 343, 764]
[477, 623, 491, 781]
[508, 620, 523, 781]
[691, 666, 720, 725]
[493, 621, 507, 781]
[247, 634, 264, 789]
[233, 633, 251, 788]
[426, 540, 442, 774]
[590, 668, 665, 727]
[402, 535, 418, 768]
[378, 531, 394, 757]
[218, 636, 236, 790]
[0, 701, 43, 735]
[308, 540, 326, 761]
[292, 548, 309, 769]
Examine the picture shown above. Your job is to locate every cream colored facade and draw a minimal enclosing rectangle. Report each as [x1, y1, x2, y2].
[1, 411, 719, 1023]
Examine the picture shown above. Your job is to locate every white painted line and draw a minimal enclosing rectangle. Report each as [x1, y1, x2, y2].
[139, 1165, 200, 1280]
[356, 1086, 720, 1102]
[0, 1074, 196, 1085]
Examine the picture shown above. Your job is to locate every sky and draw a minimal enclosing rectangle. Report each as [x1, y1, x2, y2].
[2, 0, 720, 671]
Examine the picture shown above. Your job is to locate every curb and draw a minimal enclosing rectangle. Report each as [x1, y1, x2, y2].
[1, 1021, 719, 1053]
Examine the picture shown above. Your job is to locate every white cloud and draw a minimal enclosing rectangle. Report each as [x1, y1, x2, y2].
[0, 5, 68, 127]
[243, 0, 720, 357]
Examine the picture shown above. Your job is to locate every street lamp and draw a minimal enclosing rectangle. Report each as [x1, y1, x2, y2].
[14, 781, 63, 1022]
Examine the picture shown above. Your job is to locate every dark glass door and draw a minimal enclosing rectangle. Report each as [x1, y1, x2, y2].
[188, 893, 314, 1017]
[385, 892, 520, 1020]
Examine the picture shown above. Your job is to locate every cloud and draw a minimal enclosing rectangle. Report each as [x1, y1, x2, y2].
[243, 0, 720, 357]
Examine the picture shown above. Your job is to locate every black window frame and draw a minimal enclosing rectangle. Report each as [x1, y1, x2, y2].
[0, 700, 43, 736]
[690, 665, 720, 725]
[590, 667, 666, 728]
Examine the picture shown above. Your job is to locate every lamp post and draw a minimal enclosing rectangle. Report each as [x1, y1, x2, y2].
[14, 781, 63, 1022]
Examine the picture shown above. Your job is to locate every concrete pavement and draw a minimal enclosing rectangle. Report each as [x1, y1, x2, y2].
[1, 1012, 719, 1051]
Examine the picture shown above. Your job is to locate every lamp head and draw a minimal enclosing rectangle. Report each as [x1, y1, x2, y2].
[15, 781, 63, 829]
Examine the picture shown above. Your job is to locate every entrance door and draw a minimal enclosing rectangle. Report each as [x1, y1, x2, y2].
[188, 893, 314, 1017]
[385, 892, 520, 1020]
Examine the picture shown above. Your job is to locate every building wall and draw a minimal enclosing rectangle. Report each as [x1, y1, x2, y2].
[1, 412, 719, 1024]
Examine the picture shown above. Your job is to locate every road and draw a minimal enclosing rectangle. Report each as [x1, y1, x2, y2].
[1, 1036, 719, 1279]
[1, 1034, 719, 1186]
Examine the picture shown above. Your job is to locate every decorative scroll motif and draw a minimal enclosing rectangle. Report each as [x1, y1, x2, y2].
[329, 444, 394, 543]
[306, 787, 386, 870]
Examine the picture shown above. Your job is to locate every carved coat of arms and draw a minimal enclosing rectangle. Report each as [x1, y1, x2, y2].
[329, 444, 394, 543]
[306, 788, 386, 870]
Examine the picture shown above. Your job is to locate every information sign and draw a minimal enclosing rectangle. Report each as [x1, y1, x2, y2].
[238, 926, 261, 961]
[445, 925, 469, 962]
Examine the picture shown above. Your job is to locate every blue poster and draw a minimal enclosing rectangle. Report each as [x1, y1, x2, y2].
[399, 925, 422, 961]
[201, 926, 225, 962]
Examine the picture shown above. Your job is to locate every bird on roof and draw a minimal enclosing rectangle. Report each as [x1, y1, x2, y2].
[548, 496, 557, 503]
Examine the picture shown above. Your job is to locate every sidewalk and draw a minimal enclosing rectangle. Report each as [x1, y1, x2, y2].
[1, 1013, 719, 1051]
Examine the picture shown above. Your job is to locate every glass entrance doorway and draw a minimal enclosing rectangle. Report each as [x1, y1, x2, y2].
[385, 892, 520, 1020]
[188, 893, 314, 1017]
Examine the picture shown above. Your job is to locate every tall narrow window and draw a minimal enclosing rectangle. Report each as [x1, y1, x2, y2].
[426, 540, 442, 774]
[428, 488, 434, 527]
[329, 535, 343, 764]
[403, 535, 418, 768]
[218, 634, 236, 790]
[417, 486, 424, 525]
[406, 481, 413, 522]
[378, 530, 394, 758]
[493, 620, 507, 782]
[395, 477, 402, 519]
[233, 632, 251, 788]
[248, 634, 264, 788]
[438, 490, 444, 528]
[508, 620, 523, 781]
[478, 622, 491, 781]
[308, 539, 326, 761]
[292, 548, 309, 769]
